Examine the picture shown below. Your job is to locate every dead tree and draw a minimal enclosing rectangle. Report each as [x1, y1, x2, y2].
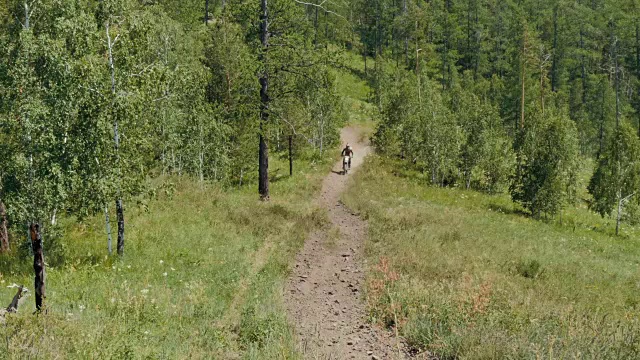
[0, 198, 8, 252]
[0, 285, 29, 323]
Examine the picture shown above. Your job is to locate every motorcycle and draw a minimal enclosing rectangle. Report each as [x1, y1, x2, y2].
[343, 156, 350, 175]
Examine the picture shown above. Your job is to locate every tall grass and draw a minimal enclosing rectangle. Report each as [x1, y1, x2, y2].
[343, 155, 640, 359]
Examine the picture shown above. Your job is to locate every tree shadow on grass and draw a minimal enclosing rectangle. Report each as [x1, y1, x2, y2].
[487, 203, 529, 217]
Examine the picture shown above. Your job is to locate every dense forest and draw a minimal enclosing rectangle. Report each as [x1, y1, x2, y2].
[348, 0, 640, 232]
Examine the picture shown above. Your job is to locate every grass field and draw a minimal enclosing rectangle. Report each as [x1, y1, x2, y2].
[343, 155, 640, 359]
[0, 154, 333, 359]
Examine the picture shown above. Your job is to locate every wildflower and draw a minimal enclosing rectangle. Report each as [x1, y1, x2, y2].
[144, 330, 149, 335]
[171, 267, 176, 271]
[141, 289, 149, 294]
[78, 304, 86, 312]
[127, 265, 131, 269]
[159, 260, 164, 264]
[163, 272, 168, 277]
[110, 298, 116, 304]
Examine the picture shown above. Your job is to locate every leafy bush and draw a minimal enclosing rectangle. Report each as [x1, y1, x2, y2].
[515, 259, 543, 279]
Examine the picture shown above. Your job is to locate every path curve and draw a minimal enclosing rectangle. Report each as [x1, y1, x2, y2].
[284, 126, 409, 359]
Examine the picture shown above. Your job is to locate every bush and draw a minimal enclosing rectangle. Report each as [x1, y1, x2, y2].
[515, 259, 543, 279]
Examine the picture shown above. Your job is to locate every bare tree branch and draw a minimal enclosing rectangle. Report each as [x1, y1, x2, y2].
[292, 0, 345, 18]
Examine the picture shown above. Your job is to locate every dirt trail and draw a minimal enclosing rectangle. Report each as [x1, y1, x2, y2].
[285, 127, 409, 360]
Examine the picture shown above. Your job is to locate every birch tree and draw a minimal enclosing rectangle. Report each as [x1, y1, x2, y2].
[589, 122, 640, 235]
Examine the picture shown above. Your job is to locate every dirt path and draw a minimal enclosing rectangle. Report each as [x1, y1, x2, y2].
[284, 127, 409, 360]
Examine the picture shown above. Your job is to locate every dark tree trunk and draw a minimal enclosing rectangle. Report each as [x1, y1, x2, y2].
[107, 21, 126, 256]
[636, 24, 640, 138]
[364, 47, 368, 75]
[314, 5, 318, 46]
[615, 37, 620, 128]
[474, 2, 479, 79]
[205, 0, 209, 24]
[104, 206, 112, 255]
[289, 135, 293, 176]
[30, 223, 45, 312]
[403, 0, 408, 65]
[324, 9, 329, 49]
[580, 28, 587, 105]
[116, 199, 124, 255]
[521, 28, 528, 131]
[259, 0, 270, 200]
[598, 81, 605, 159]
[551, 6, 558, 92]
[0, 199, 8, 252]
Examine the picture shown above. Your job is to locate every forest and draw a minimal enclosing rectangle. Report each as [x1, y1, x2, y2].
[361, 0, 640, 229]
[0, 0, 639, 358]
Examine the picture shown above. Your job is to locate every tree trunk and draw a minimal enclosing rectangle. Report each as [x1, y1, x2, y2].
[540, 64, 545, 115]
[636, 24, 640, 138]
[205, 0, 209, 24]
[598, 81, 605, 159]
[106, 20, 126, 255]
[474, 2, 479, 79]
[551, 6, 558, 92]
[23, 1, 30, 29]
[403, 0, 408, 65]
[314, 5, 319, 46]
[616, 191, 622, 236]
[364, 48, 367, 75]
[116, 199, 124, 255]
[259, 0, 270, 200]
[521, 29, 528, 131]
[289, 135, 293, 176]
[580, 28, 587, 105]
[615, 39, 620, 129]
[0, 199, 8, 253]
[30, 223, 45, 312]
[104, 206, 113, 255]
[324, 9, 329, 49]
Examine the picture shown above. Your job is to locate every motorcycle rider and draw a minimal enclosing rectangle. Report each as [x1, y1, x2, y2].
[341, 144, 354, 169]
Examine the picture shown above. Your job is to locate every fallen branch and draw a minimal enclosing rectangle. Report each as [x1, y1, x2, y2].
[0, 285, 29, 323]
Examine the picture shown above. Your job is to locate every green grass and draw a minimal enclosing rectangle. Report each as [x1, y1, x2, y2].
[0, 156, 331, 359]
[343, 155, 640, 359]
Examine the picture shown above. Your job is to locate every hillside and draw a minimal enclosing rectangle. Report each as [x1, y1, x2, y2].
[2, 0, 640, 359]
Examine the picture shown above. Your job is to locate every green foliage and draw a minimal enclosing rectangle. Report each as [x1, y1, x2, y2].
[511, 110, 580, 217]
[452, 76, 515, 192]
[514, 258, 543, 279]
[588, 122, 640, 227]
